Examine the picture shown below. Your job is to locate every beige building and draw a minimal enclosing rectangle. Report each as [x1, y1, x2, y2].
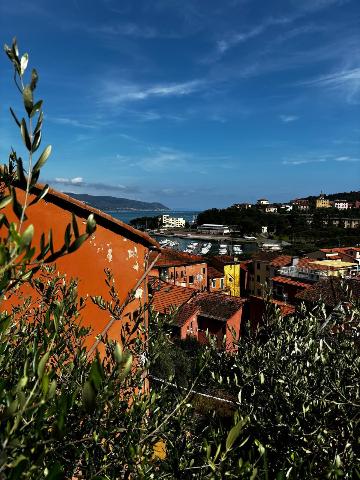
[316, 194, 331, 209]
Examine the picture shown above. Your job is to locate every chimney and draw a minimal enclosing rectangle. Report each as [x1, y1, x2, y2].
[292, 256, 299, 267]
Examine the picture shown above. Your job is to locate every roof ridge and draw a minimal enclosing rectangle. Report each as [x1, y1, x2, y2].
[22, 182, 160, 249]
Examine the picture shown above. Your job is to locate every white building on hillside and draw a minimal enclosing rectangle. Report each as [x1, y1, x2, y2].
[334, 199, 349, 210]
[162, 214, 186, 228]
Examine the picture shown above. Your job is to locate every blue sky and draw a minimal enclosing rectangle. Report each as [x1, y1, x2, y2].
[0, 0, 359, 209]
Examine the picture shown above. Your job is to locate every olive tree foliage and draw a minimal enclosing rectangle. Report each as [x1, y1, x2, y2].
[0, 38, 96, 295]
[185, 299, 360, 479]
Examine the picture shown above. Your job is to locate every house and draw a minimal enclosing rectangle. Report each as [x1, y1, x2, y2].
[248, 252, 292, 297]
[291, 198, 310, 211]
[161, 214, 186, 229]
[208, 255, 249, 297]
[333, 199, 349, 210]
[265, 205, 278, 213]
[2, 184, 160, 356]
[316, 194, 331, 209]
[278, 257, 359, 282]
[307, 248, 359, 264]
[295, 277, 360, 308]
[271, 276, 312, 304]
[150, 278, 245, 351]
[257, 198, 269, 205]
[149, 248, 207, 290]
[280, 204, 293, 212]
[208, 266, 225, 293]
[248, 295, 295, 332]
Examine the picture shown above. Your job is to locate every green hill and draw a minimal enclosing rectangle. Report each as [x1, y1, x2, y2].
[64, 193, 169, 212]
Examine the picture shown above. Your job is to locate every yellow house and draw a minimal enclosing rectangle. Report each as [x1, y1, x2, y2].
[224, 264, 241, 297]
[316, 195, 331, 208]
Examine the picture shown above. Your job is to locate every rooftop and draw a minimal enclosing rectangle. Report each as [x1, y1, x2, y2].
[296, 277, 360, 306]
[270, 255, 293, 268]
[28, 183, 160, 249]
[149, 277, 195, 314]
[189, 292, 245, 322]
[272, 276, 312, 289]
[149, 248, 206, 268]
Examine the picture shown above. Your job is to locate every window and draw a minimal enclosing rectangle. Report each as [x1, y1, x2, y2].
[257, 262, 261, 269]
[189, 275, 194, 284]
[170, 272, 173, 279]
[266, 265, 270, 272]
[211, 279, 216, 288]
[220, 278, 224, 289]
[181, 271, 184, 278]
[256, 275, 260, 282]
[202, 268, 206, 274]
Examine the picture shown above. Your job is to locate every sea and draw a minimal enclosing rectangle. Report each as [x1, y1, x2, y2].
[108, 209, 257, 255]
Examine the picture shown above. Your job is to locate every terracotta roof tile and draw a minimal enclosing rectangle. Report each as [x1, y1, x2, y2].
[149, 248, 206, 268]
[250, 295, 295, 316]
[208, 266, 224, 279]
[270, 255, 293, 267]
[189, 292, 245, 322]
[272, 276, 312, 289]
[149, 278, 195, 314]
[296, 277, 360, 306]
[176, 303, 200, 327]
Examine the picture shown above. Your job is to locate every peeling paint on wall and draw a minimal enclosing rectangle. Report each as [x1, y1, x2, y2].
[128, 246, 138, 259]
[107, 247, 113, 263]
[135, 287, 143, 299]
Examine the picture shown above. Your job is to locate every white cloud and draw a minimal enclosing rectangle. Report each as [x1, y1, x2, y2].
[54, 177, 84, 185]
[100, 79, 204, 105]
[280, 115, 299, 123]
[283, 154, 360, 165]
[300, 67, 360, 103]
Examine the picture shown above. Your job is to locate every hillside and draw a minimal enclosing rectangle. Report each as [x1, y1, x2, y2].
[304, 191, 360, 202]
[64, 193, 169, 211]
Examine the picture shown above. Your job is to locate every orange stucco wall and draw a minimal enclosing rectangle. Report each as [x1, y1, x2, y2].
[1, 189, 154, 356]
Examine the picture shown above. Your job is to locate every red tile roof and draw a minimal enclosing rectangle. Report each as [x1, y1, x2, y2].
[250, 295, 295, 316]
[176, 303, 200, 327]
[272, 276, 312, 289]
[149, 277, 195, 314]
[149, 248, 206, 268]
[270, 255, 293, 267]
[296, 277, 360, 306]
[189, 292, 245, 322]
[207, 266, 224, 279]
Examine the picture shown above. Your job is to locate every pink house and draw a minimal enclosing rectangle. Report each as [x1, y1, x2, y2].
[150, 278, 245, 352]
